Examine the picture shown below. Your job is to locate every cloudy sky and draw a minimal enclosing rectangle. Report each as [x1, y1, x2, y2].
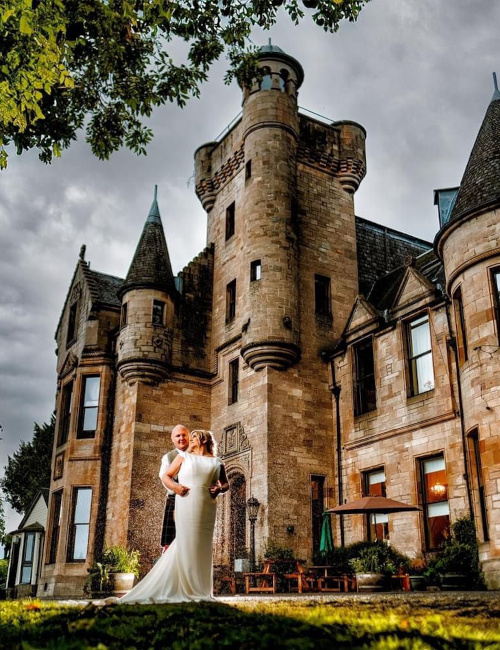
[1, 0, 498, 534]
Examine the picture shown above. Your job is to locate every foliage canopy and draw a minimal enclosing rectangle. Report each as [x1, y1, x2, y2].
[0, 416, 54, 514]
[0, 0, 370, 168]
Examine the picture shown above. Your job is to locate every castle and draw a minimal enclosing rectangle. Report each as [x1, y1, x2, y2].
[33, 45, 500, 596]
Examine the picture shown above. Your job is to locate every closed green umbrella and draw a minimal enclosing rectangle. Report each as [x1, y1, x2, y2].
[319, 512, 333, 554]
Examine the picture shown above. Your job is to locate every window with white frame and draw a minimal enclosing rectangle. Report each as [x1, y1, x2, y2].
[407, 314, 435, 396]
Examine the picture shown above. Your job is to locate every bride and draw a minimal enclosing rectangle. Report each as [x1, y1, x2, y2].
[120, 429, 229, 604]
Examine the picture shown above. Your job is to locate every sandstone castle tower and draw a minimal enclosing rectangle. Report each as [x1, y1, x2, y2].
[35, 48, 500, 597]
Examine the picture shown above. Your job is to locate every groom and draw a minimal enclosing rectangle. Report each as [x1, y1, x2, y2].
[159, 424, 190, 552]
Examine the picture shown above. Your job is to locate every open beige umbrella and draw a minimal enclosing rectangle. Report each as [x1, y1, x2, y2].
[327, 496, 421, 541]
[326, 496, 421, 515]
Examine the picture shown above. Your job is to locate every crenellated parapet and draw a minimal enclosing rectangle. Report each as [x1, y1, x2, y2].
[298, 117, 366, 194]
[195, 145, 245, 212]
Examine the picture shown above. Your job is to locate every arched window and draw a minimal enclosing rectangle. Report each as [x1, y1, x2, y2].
[279, 68, 289, 92]
[260, 67, 272, 90]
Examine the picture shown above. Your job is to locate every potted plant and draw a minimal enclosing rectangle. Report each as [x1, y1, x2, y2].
[234, 546, 250, 573]
[408, 555, 428, 591]
[87, 545, 140, 597]
[350, 545, 387, 592]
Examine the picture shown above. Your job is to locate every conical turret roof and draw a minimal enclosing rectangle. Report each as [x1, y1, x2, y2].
[120, 187, 176, 297]
[449, 84, 500, 224]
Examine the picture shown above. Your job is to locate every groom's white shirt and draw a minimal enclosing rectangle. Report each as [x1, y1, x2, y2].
[159, 448, 179, 496]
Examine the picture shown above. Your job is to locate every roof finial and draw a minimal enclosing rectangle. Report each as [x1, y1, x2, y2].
[493, 72, 500, 101]
[79, 244, 86, 261]
[268, 37, 272, 46]
[147, 184, 161, 222]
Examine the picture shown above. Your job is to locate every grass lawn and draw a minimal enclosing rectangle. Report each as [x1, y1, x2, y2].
[1, 594, 500, 649]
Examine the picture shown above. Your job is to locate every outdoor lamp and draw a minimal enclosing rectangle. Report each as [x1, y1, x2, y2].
[247, 496, 260, 571]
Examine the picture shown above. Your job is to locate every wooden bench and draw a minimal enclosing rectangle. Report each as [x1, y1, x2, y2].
[283, 561, 316, 593]
[244, 560, 277, 594]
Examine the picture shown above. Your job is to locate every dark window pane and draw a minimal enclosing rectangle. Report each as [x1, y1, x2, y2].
[314, 274, 331, 316]
[229, 358, 239, 405]
[48, 491, 62, 564]
[57, 381, 73, 446]
[226, 280, 236, 321]
[67, 302, 78, 346]
[152, 300, 165, 325]
[354, 339, 376, 415]
[226, 202, 235, 240]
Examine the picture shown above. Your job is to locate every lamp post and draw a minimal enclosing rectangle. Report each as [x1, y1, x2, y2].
[247, 496, 260, 571]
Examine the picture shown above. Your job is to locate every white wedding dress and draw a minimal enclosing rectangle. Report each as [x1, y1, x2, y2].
[121, 451, 222, 603]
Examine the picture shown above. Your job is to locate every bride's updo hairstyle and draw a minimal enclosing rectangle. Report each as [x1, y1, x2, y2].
[191, 429, 217, 456]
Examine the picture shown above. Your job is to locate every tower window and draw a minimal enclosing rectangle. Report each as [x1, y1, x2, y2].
[419, 454, 450, 550]
[66, 302, 78, 347]
[121, 302, 128, 328]
[453, 286, 468, 364]
[314, 274, 331, 317]
[57, 381, 73, 447]
[77, 375, 101, 439]
[229, 358, 239, 405]
[245, 160, 252, 180]
[407, 314, 435, 396]
[226, 202, 235, 241]
[152, 299, 165, 325]
[250, 260, 261, 282]
[226, 279, 236, 322]
[491, 268, 500, 344]
[353, 338, 376, 416]
[67, 487, 92, 562]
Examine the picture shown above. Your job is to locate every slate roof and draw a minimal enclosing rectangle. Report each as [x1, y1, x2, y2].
[86, 269, 123, 308]
[355, 216, 432, 297]
[367, 249, 444, 312]
[120, 195, 176, 296]
[449, 95, 500, 223]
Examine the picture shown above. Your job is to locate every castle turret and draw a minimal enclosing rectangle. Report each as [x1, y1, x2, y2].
[117, 187, 176, 384]
[435, 77, 500, 587]
[238, 43, 303, 370]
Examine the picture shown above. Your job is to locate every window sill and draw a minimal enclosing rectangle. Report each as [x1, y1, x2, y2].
[407, 388, 435, 404]
[354, 408, 378, 421]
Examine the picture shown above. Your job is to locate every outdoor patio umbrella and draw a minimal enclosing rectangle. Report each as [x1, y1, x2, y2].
[319, 512, 334, 554]
[326, 496, 421, 542]
[326, 496, 421, 515]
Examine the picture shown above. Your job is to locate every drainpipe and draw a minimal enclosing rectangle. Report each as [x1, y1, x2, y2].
[330, 357, 345, 547]
[444, 299, 473, 517]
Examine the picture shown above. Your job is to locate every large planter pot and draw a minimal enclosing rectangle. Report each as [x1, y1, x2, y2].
[234, 559, 251, 573]
[440, 572, 470, 591]
[409, 575, 428, 591]
[355, 572, 386, 592]
[111, 572, 135, 596]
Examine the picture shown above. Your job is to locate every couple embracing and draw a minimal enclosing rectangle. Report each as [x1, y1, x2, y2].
[121, 425, 229, 604]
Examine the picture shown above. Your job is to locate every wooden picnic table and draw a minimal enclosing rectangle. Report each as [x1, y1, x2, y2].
[309, 566, 351, 592]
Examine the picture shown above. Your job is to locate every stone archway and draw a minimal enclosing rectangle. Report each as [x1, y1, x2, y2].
[229, 472, 247, 564]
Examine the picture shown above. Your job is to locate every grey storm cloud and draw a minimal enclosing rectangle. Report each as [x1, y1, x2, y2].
[1, 0, 499, 532]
